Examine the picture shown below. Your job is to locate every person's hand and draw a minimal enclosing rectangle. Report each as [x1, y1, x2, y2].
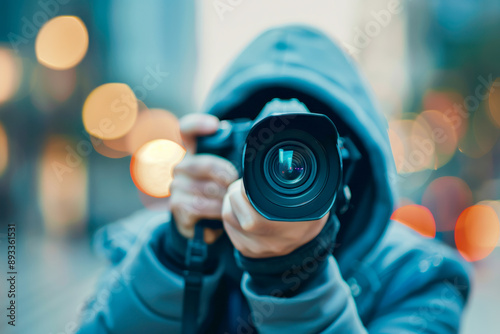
[222, 179, 329, 258]
[170, 114, 239, 243]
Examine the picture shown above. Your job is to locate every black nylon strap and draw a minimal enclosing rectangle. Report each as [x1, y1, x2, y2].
[181, 219, 221, 334]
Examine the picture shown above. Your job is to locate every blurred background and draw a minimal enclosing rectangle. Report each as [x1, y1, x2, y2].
[1, 0, 500, 333]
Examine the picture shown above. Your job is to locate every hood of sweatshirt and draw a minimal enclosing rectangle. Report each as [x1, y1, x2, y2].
[202, 25, 397, 276]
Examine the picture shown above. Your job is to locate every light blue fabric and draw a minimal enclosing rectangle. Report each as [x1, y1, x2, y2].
[78, 25, 471, 333]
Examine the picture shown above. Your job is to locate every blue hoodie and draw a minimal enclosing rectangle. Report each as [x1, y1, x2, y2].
[78, 25, 471, 333]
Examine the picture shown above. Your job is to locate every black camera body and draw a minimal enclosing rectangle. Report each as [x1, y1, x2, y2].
[197, 99, 358, 222]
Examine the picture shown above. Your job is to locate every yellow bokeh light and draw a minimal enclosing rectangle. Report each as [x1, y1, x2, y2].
[82, 83, 138, 140]
[89, 134, 129, 159]
[130, 139, 186, 198]
[100, 100, 148, 154]
[126, 108, 183, 154]
[0, 123, 8, 176]
[99, 106, 183, 156]
[35, 16, 89, 70]
[0, 47, 22, 104]
[455, 205, 500, 262]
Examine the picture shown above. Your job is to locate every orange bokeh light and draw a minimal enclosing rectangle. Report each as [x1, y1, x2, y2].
[130, 139, 186, 198]
[391, 204, 436, 238]
[455, 205, 500, 262]
[0, 123, 8, 176]
[82, 83, 138, 140]
[35, 16, 89, 70]
[0, 47, 22, 104]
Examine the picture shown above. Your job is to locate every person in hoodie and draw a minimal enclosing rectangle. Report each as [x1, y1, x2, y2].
[77, 25, 471, 333]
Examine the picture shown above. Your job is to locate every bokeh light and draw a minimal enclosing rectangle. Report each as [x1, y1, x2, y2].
[455, 205, 500, 262]
[415, 110, 458, 168]
[422, 90, 468, 139]
[126, 108, 183, 154]
[38, 136, 88, 236]
[89, 134, 129, 159]
[130, 139, 186, 198]
[389, 119, 436, 174]
[0, 122, 8, 176]
[100, 101, 150, 153]
[82, 83, 138, 140]
[472, 106, 499, 155]
[488, 77, 500, 128]
[0, 47, 22, 104]
[391, 204, 436, 238]
[35, 16, 89, 70]
[458, 104, 499, 159]
[97, 104, 183, 156]
[387, 128, 405, 172]
[388, 119, 435, 194]
[477, 200, 500, 248]
[422, 176, 473, 232]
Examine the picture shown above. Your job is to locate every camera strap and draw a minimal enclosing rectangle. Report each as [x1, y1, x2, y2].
[182, 223, 207, 334]
[182, 219, 222, 334]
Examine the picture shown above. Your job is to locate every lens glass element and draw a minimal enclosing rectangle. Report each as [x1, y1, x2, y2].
[275, 149, 306, 184]
[263, 141, 317, 194]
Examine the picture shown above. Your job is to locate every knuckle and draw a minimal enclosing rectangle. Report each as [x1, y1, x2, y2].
[202, 180, 221, 197]
[216, 162, 238, 183]
[221, 205, 234, 224]
[197, 154, 214, 168]
[240, 218, 257, 233]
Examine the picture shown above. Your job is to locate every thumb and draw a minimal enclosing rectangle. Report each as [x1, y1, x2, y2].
[179, 114, 219, 153]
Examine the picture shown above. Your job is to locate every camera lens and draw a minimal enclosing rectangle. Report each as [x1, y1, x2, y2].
[274, 149, 307, 185]
[264, 141, 316, 194]
[243, 113, 342, 221]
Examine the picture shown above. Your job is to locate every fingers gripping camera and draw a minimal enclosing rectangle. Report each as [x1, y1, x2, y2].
[197, 99, 359, 221]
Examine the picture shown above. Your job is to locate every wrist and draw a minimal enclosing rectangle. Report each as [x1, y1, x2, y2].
[161, 216, 229, 273]
[235, 213, 339, 296]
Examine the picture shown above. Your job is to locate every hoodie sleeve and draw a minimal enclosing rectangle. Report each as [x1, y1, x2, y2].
[235, 214, 367, 333]
[77, 211, 226, 334]
[240, 223, 470, 334]
[240, 255, 368, 333]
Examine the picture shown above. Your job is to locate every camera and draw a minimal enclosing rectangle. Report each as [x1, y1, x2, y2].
[197, 99, 359, 222]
